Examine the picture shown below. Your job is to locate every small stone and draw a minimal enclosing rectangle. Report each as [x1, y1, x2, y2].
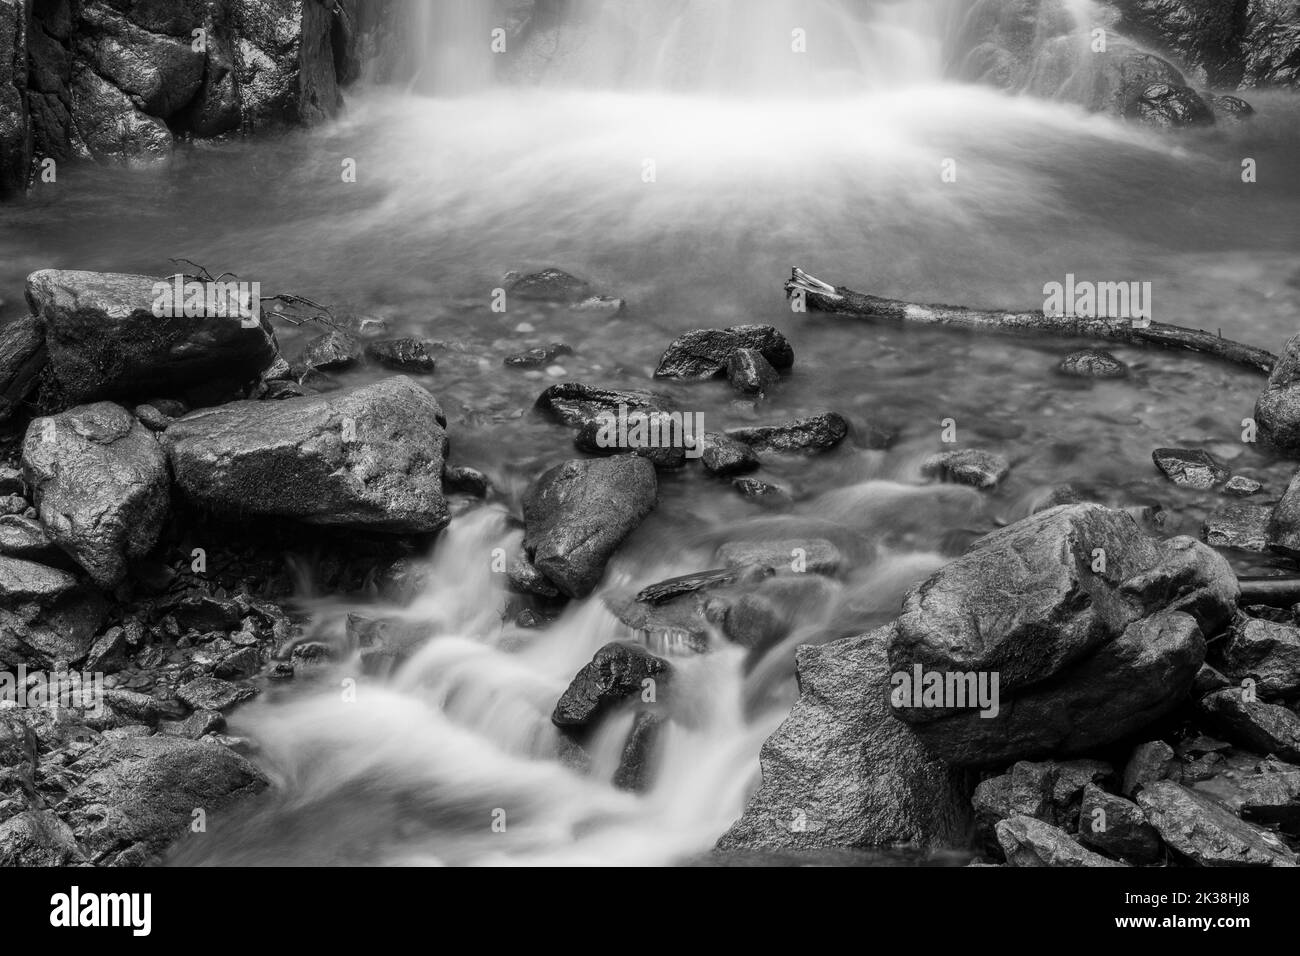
[177, 676, 257, 712]
[1152, 448, 1229, 490]
[732, 478, 792, 504]
[921, 449, 1010, 489]
[504, 343, 572, 369]
[444, 465, 491, 498]
[700, 432, 759, 476]
[1225, 475, 1262, 496]
[364, 338, 436, 374]
[1057, 349, 1128, 379]
[299, 330, 362, 371]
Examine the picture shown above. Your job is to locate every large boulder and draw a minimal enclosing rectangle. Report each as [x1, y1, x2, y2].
[59, 736, 267, 866]
[26, 269, 279, 408]
[164, 376, 450, 534]
[522, 456, 657, 598]
[888, 504, 1236, 766]
[1254, 331, 1300, 454]
[716, 626, 972, 852]
[22, 401, 169, 588]
[0, 315, 45, 423]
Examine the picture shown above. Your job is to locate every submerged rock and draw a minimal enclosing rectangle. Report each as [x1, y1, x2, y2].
[921, 449, 1010, 489]
[22, 402, 169, 588]
[522, 456, 657, 598]
[164, 376, 450, 534]
[654, 325, 793, 381]
[716, 626, 972, 852]
[1057, 349, 1128, 379]
[25, 270, 278, 409]
[506, 268, 623, 312]
[732, 477, 792, 504]
[715, 538, 842, 577]
[1137, 780, 1295, 867]
[552, 642, 670, 730]
[365, 338, 435, 374]
[726, 412, 849, 455]
[1152, 447, 1229, 490]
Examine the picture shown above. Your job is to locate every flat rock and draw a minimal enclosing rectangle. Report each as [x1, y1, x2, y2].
[715, 538, 842, 576]
[1202, 503, 1271, 551]
[22, 402, 169, 587]
[163, 376, 450, 534]
[654, 325, 793, 381]
[996, 815, 1124, 867]
[727, 412, 849, 455]
[523, 456, 657, 598]
[921, 449, 1010, 489]
[1137, 779, 1296, 866]
[552, 642, 670, 730]
[1225, 475, 1262, 497]
[1152, 447, 1229, 490]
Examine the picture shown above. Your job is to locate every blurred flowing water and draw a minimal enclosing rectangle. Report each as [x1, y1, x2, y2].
[2, 0, 1299, 865]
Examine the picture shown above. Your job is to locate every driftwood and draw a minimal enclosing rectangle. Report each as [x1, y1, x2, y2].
[785, 268, 1277, 374]
[1237, 576, 1300, 607]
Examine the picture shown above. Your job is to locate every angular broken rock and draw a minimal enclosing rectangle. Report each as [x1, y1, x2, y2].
[654, 325, 793, 381]
[1123, 740, 1177, 797]
[1223, 615, 1300, 698]
[700, 432, 759, 476]
[1077, 784, 1161, 864]
[1198, 688, 1300, 763]
[1137, 780, 1296, 867]
[1151, 448, 1229, 490]
[0, 315, 46, 424]
[726, 348, 780, 395]
[1255, 330, 1300, 455]
[164, 376, 450, 534]
[22, 402, 170, 588]
[552, 642, 670, 730]
[715, 626, 971, 852]
[523, 456, 657, 598]
[1202, 503, 1270, 552]
[0, 555, 108, 665]
[534, 382, 674, 427]
[726, 412, 849, 455]
[1266, 469, 1300, 556]
[177, 675, 256, 712]
[0, 810, 85, 866]
[921, 449, 1010, 489]
[996, 815, 1124, 867]
[25, 270, 279, 409]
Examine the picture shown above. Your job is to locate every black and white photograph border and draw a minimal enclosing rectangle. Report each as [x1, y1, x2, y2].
[0, 0, 1298, 920]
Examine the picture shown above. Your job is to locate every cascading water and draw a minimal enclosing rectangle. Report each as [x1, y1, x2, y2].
[111, 0, 1299, 865]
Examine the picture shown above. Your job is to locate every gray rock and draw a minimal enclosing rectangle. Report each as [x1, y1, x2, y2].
[504, 342, 572, 369]
[996, 815, 1124, 867]
[0, 316, 45, 424]
[84, 626, 128, 674]
[1238, 758, 1300, 832]
[1077, 784, 1161, 863]
[26, 270, 277, 407]
[159, 709, 225, 740]
[732, 477, 792, 504]
[1256, 331, 1300, 454]
[1057, 349, 1128, 379]
[298, 329, 361, 371]
[68, 63, 171, 163]
[1267, 468, 1300, 555]
[177, 675, 256, 712]
[726, 348, 780, 395]
[574, 410, 691, 468]
[612, 711, 664, 792]
[0, 554, 108, 665]
[0, 465, 21, 495]
[444, 465, 490, 497]
[74, 3, 205, 118]
[0, 515, 60, 562]
[1202, 503, 1271, 551]
[1137, 779, 1296, 867]
[22, 401, 169, 588]
[727, 412, 849, 455]
[1123, 740, 1177, 797]
[506, 269, 622, 311]
[715, 538, 842, 577]
[1224, 615, 1300, 698]
[506, 556, 560, 599]
[0, 810, 84, 866]
[0, 0, 29, 199]
[523, 456, 657, 598]
[716, 627, 971, 852]
[164, 376, 450, 534]
[921, 449, 1010, 489]
[700, 432, 759, 476]
[1130, 82, 1215, 128]
[365, 338, 435, 374]
[654, 325, 793, 381]
[1152, 447, 1229, 490]
[1199, 688, 1300, 762]
[534, 382, 674, 427]
[721, 576, 840, 652]
[61, 736, 267, 865]
[1224, 475, 1262, 497]
[552, 642, 670, 730]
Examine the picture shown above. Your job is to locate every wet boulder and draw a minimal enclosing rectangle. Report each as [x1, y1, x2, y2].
[535, 382, 674, 427]
[0, 316, 46, 424]
[1077, 784, 1161, 864]
[25, 270, 279, 408]
[522, 456, 657, 598]
[654, 325, 793, 381]
[552, 642, 670, 730]
[1128, 82, 1215, 128]
[505, 269, 623, 312]
[1266, 469, 1300, 555]
[726, 348, 780, 395]
[22, 401, 169, 588]
[612, 711, 664, 792]
[0, 515, 62, 563]
[60, 736, 267, 866]
[726, 412, 849, 455]
[716, 626, 972, 852]
[1222, 615, 1300, 698]
[699, 432, 759, 476]
[1137, 780, 1296, 867]
[365, 338, 436, 374]
[574, 410, 695, 468]
[163, 376, 450, 534]
[996, 815, 1124, 867]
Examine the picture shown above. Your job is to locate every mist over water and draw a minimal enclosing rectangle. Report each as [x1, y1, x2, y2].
[3, 0, 1296, 865]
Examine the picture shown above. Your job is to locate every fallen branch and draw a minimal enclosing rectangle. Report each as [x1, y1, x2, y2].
[1237, 576, 1300, 607]
[785, 268, 1277, 374]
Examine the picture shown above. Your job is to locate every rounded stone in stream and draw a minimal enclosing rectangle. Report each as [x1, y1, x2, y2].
[364, 338, 436, 374]
[1057, 349, 1128, 379]
[921, 449, 1010, 489]
[1151, 447, 1229, 490]
[444, 465, 491, 498]
[726, 348, 780, 395]
[732, 477, 792, 504]
[551, 641, 671, 730]
[1129, 83, 1215, 128]
[534, 382, 675, 427]
[654, 325, 794, 381]
[700, 432, 759, 476]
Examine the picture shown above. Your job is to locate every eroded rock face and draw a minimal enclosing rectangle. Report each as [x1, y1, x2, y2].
[164, 376, 451, 534]
[22, 401, 169, 588]
[716, 626, 972, 852]
[0, 0, 30, 197]
[0, 553, 108, 664]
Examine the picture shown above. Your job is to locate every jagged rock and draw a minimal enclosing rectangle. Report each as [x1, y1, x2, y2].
[551, 642, 670, 730]
[84, 625, 128, 674]
[654, 325, 793, 381]
[716, 626, 971, 852]
[972, 759, 1115, 837]
[1267, 469, 1300, 555]
[1152, 447, 1229, 490]
[164, 376, 450, 534]
[522, 456, 657, 598]
[612, 711, 664, 792]
[534, 382, 674, 427]
[1077, 784, 1162, 863]
[298, 329, 361, 371]
[1223, 615, 1300, 698]
[25, 269, 278, 408]
[0, 515, 61, 563]
[1199, 688, 1300, 762]
[1137, 779, 1296, 866]
[69, 63, 171, 163]
[699, 432, 759, 476]
[176, 675, 256, 712]
[1130, 82, 1215, 127]
[22, 401, 169, 588]
[1202, 503, 1270, 551]
[0, 810, 84, 866]
[726, 412, 850, 454]
[921, 449, 1010, 489]
[1057, 349, 1128, 379]
[996, 815, 1124, 867]
[0, 554, 108, 665]
[60, 736, 267, 865]
[1123, 740, 1177, 797]
[506, 269, 623, 311]
[726, 348, 780, 395]
[365, 338, 435, 374]
[0, 316, 45, 423]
